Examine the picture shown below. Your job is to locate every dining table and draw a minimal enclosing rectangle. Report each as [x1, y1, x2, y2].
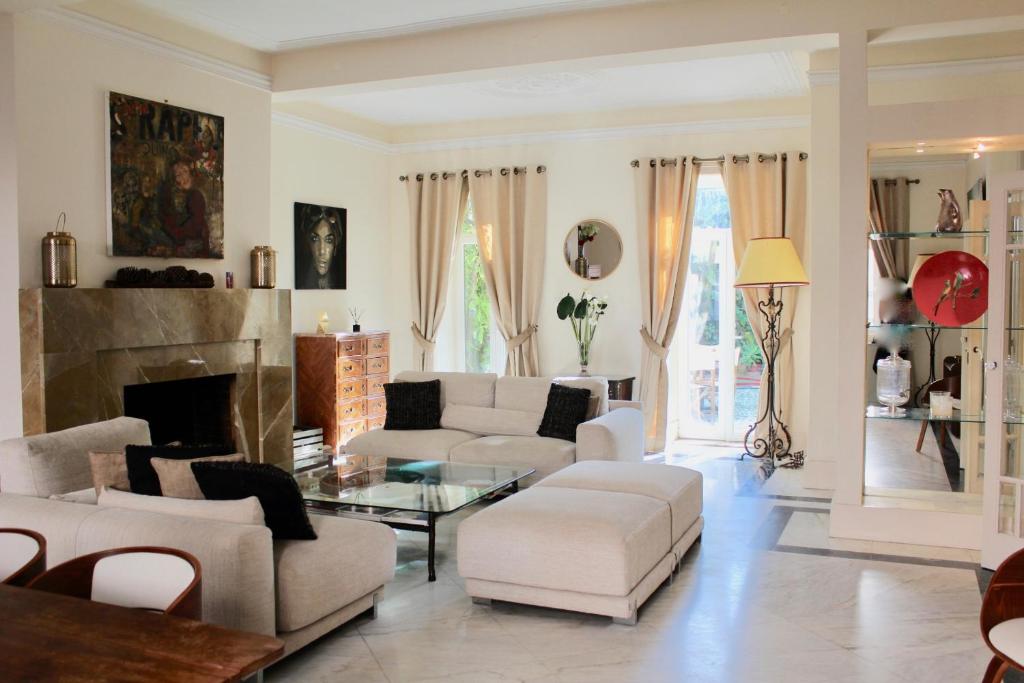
[0, 583, 284, 682]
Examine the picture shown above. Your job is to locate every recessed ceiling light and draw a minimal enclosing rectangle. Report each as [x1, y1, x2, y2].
[977, 142, 987, 151]
[973, 151, 981, 159]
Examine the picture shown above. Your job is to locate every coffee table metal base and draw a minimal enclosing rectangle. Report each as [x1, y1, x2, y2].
[306, 480, 519, 582]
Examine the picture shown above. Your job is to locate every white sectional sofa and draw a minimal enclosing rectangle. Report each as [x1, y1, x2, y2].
[0, 417, 396, 658]
[346, 371, 645, 483]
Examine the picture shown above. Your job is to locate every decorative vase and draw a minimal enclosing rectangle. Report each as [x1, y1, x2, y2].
[42, 212, 77, 288]
[935, 189, 963, 233]
[877, 354, 911, 416]
[352, 324, 361, 332]
[575, 243, 589, 278]
[250, 246, 276, 288]
[579, 364, 589, 376]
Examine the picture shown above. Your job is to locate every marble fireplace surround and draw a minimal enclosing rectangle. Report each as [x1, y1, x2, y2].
[20, 289, 292, 466]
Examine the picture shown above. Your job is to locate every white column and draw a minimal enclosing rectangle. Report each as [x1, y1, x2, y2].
[833, 29, 869, 507]
[0, 14, 23, 437]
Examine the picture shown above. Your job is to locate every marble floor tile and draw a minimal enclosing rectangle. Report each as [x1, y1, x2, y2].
[266, 447, 994, 683]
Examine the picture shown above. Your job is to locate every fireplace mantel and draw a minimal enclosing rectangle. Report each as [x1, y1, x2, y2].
[19, 288, 292, 465]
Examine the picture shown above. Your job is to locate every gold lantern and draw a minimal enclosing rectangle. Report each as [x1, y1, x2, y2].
[41, 212, 77, 288]
[250, 245, 276, 289]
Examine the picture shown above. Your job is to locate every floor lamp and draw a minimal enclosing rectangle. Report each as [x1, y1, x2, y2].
[734, 237, 810, 474]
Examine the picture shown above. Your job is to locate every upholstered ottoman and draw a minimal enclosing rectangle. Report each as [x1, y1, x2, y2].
[457, 461, 703, 625]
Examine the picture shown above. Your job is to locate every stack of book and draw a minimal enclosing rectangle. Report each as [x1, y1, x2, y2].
[293, 426, 329, 472]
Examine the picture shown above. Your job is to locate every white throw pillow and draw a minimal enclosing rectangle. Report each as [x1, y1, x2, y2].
[97, 487, 265, 526]
[441, 404, 542, 436]
[49, 487, 99, 505]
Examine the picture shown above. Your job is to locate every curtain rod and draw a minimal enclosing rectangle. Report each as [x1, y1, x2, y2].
[399, 165, 547, 181]
[629, 152, 809, 168]
[878, 178, 921, 185]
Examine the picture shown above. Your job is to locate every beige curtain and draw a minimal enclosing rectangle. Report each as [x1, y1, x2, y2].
[868, 177, 910, 280]
[468, 167, 547, 376]
[406, 172, 469, 371]
[634, 157, 701, 453]
[722, 151, 808, 451]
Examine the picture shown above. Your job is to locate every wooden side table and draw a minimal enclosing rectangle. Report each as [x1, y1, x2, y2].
[605, 376, 636, 401]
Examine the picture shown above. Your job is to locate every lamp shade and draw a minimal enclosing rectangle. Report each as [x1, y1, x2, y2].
[734, 237, 809, 288]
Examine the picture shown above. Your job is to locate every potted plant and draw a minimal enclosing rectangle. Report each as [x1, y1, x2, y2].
[556, 291, 608, 376]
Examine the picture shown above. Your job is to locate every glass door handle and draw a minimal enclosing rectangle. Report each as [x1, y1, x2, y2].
[985, 361, 999, 371]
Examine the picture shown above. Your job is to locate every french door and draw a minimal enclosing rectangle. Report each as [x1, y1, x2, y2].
[983, 170, 1024, 568]
[676, 226, 761, 441]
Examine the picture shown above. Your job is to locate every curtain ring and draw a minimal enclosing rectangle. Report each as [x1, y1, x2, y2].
[500, 168, 509, 176]
[416, 173, 424, 181]
[430, 172, 438, 180]
[537, 165, 546, 173]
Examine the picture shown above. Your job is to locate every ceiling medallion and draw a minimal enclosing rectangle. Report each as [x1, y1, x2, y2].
[483, 72, 599, 97]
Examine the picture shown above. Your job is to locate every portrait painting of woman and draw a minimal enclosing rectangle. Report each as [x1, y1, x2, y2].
[295, 202, 347, 290]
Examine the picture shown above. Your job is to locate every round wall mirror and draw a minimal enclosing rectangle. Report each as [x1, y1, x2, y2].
[563, 219, 622, 280]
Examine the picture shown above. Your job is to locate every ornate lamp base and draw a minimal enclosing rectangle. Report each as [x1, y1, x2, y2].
[741, 285, 803, 476]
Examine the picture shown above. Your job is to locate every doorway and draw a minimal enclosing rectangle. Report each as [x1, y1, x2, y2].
[671, 172, 763, 442]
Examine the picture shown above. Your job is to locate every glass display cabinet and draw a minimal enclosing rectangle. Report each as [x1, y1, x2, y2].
[983, 172, 1024, 568]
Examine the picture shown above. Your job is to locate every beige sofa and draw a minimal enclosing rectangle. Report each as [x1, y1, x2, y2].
[0, 417, 396, 658]
[346, 371, 644, 483]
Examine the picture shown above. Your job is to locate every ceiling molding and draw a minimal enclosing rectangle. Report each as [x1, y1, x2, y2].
[392, 115, 809, 153]
[271, 112, 393, 153]
[30, 8, 272, 91]
[808, 54, 1024, 87]
[870, 158, 968, 171]
[271, 112, 809, 155]
[128, 0, 655, 52]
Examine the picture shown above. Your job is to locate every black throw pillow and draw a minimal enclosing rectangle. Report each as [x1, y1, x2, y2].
[125, 443, 235, 496]
[537, 384, 591, 442]
[383, 379, 442, 430]
[191, 461, 317, 540]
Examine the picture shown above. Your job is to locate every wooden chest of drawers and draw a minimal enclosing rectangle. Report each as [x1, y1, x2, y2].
[295, 331, 389, 451]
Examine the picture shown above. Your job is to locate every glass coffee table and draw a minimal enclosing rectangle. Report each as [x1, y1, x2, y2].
[291, 455, 534, 581]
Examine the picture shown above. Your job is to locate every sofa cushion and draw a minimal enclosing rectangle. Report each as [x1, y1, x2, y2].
[274, 514, 396, 632]
[0, 492, 104, 567]
[537, 384, 591, 442]
[449, 435, 575, 482]
[192, 462, 316, 540]
[384, 379, 442, 430]
[50, 487, 99, 505]
[458, 487, 670, 596]
[441, 404, 542, 437]
[395, 371, 496, 410]
[88, 450, 130, 495]
[125, 443, 236, 496]
[98, 487, 265, 526]
[151, 453, 246, 500]
[345, 427, 477, 460]
[0, 417, 151, 497]
[537, 461, 702, 543]
[554, 377, 610, 417]
[494, 376, 609, 417]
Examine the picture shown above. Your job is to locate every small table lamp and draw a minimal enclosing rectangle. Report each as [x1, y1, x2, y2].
[734, 237, 809, 473]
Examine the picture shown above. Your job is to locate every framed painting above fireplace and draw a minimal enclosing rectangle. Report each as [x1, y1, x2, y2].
[106, 92, 225, 259]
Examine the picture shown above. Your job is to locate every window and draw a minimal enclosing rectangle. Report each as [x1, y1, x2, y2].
[436, 200, 505, 373]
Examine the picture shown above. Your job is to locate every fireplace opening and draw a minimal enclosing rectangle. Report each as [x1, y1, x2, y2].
[124, 374, 235, 448]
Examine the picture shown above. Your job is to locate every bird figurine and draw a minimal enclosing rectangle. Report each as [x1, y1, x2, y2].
[935, 189, 963, 233]
[932, 271, 981, 317]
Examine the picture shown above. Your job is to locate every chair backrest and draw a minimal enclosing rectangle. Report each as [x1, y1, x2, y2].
[0, 528, 46, 586]
[29, 546, 202, 620]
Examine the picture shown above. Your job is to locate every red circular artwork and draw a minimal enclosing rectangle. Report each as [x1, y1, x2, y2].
[911, 250, 989, 326]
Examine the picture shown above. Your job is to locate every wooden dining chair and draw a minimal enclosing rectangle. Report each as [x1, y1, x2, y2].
[981, 546, 1024, 682]
[28, 546, 202, 620]
[0, 528, 46, 587]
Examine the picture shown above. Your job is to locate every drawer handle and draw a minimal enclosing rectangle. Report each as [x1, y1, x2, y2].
[344, 386, 353, 393]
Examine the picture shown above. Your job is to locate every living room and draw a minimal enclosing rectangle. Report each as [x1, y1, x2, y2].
[4, 1, 1024, 682]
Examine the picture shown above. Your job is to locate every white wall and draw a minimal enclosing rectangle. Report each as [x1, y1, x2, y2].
[387, 124, 810, 442]
[14, 14, 271, 289]
[269, 122, 392, 334]
[0, 14, 22, 438]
